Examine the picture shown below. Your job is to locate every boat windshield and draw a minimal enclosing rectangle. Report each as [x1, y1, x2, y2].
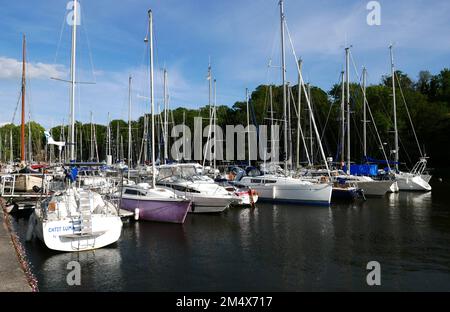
[158, 166, 198, 181]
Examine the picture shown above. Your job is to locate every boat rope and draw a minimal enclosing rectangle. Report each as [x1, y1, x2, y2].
[395, 72, 423, 157]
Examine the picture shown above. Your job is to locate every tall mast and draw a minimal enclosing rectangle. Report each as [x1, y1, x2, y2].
[128, 75, 132, 179]
[69, 0, 78, 161]
[308, 84, 313, 164]
[213, 79, 217, 172]
[163, 69, 168, 163]
[28, 112, 32, 162]
[9, 130, 13, 163]
[280, 0, 288, 174]
[116, 122, 120, 162]
[296, 59, 302, 169]
[362, 67, 367, 159]
[246, 88, 251, 167]
[79, 126, 83, 162]
[90, 111, 94, 161]
[340, 70, 345, 166]
[148, 9, 156, 188]
[287, 83, 292, 168]
[345, 46, 351, 174]
[269, 85, 274, 156]
[390, 45, 398, 171]
[0, 133, 2, 162]
[21, 34, 26, 163]
[107, 112, 111, 159]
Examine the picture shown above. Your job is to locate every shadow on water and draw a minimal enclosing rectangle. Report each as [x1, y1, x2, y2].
[10, 182, 450, 291]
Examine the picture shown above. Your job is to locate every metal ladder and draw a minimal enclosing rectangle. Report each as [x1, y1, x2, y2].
[1, 175, 16, 197]
[76, 190, 93, 235]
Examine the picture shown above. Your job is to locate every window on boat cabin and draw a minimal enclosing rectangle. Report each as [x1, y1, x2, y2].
[250, 179, 262, 184]
[124, 188, 145, 196]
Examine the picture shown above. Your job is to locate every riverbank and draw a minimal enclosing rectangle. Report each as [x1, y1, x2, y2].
[0, 198, 35, 292]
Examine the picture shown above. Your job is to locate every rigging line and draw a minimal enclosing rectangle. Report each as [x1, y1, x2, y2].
[395, 71, 423, 157]
[348, 52, 391, 168]
[79, 4, 97, 84]
[284, 21, 329, 174]
[53, 8, 68, 67]
[11, 90, 22, 124]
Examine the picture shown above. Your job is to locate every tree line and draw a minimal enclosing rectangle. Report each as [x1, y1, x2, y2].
[1, 68, 449, 170]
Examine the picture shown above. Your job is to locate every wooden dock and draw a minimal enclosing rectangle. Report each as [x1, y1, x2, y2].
[0, 198, 33, 291]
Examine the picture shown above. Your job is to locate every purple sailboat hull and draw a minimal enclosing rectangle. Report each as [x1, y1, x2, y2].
[121, 198, 191, 224]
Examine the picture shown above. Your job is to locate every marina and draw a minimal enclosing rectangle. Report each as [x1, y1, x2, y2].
[0, 0, 449, 293]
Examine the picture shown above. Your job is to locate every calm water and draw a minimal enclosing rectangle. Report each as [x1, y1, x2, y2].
[11, 182, 450, 291]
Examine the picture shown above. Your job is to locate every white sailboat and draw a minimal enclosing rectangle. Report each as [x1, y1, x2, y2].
[29, 1, 122, 251]
[238, 0, 332, 205]
[389, 46, 431, 192]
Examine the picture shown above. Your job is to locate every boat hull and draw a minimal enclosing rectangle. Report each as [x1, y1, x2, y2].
[355, 180, 394, 197]
[34, 214, 123, 252]
[121, 197, 191, 223]
[396, 174, 432, 191]
[250, 183, 332, 206]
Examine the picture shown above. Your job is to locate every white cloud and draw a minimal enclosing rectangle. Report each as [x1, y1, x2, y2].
[0, 57, 66, 79]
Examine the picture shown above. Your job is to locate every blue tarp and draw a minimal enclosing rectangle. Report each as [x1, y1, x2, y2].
[343, 164, 378, 176]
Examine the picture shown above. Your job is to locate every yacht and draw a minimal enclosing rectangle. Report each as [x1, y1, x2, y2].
[157, 164, 238, 213]
[28, 186, 123, 252]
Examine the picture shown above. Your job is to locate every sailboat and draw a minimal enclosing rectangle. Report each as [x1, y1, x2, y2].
[14, 34, 45, 192]
[119, 10, 192, 223]
[29, 1, 123, 251]
[331, 48, 394, 197]
[388, 46, 431, 191]
[238, 0, 332, 206]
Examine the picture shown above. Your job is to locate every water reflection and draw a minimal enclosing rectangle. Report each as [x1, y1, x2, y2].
[10, 184, 450, 291]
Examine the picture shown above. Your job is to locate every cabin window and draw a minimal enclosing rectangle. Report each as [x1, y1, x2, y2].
[124, 189, 144, 196]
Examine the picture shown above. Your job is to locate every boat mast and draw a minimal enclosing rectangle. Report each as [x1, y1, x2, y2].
[340, 70, 345, 166]
[21, 34, 26, 163]
[28, 112, 32, 162]
[362, 66, 367, 159]
[296, 59, 302, 169]
[345, 46, 351, 174]
[9, 130, 13, 163]
[389, 45, 399, 171]
[69, 0, 78, 161]
[246, 88, 251, 167]
[280, 0, 288, 174]
[148, 9, 156, 188]
[90, 111, 94, 161]
[128, 75, 132, 179]
[308, 84, 313, 164]
[213, 78, 217, 173]
[163, 69, 168, 163]
[269, 85, 274, 157]
[287, 83, 292, 168]
[107, 112, 111, 160]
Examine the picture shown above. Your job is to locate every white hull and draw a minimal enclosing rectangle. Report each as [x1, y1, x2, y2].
[389, 181, 399, 193]
[396, 173, 432, 191]
[240, 176, 332, 205]
[33, 213, 122, 252]
[355, 180, 394, 197]
[187, 194, 234, 213]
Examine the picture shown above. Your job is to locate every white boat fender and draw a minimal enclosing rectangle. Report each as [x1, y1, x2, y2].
[25, 213, 36, 241]
[134, 208, 140, 221]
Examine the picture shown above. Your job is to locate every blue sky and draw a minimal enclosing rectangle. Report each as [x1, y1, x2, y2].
[0, 0, 449, 128]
